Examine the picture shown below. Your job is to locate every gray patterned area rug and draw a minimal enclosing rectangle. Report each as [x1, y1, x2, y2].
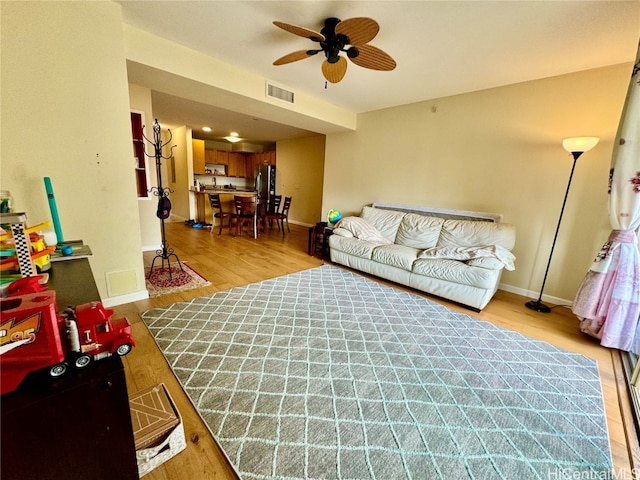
[141, 265, 612, 480]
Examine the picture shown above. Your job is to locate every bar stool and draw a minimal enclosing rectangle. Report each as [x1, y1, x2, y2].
[234, 195, 258, 239]
[208, 194, 233, 235]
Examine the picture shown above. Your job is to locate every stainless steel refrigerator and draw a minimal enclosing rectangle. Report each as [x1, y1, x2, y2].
[254, 164, 276, 209]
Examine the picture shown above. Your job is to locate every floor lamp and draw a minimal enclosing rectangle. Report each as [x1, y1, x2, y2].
[525, 136, 600, 313]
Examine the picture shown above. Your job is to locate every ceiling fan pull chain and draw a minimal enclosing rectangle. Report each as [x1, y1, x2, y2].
[325, 81, 328, 89]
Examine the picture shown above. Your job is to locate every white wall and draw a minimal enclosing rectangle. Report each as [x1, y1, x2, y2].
[322, 64, 631, 304]
[1, 1, 147, 305]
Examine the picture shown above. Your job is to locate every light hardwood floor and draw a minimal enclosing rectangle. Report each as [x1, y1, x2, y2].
[114, 221, 637, 479]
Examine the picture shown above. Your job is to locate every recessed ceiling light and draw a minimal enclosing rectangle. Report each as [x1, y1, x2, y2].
[202, 126, 212, 132]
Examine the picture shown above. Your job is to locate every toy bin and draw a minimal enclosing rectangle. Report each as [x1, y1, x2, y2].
[128, 383, 187, 477]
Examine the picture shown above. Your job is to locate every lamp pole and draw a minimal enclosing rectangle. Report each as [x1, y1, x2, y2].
[525, 152, 581, 312]
[525, 136, 599, 313]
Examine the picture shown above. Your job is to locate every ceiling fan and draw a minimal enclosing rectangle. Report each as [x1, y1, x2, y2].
[272, 17, 396, 84]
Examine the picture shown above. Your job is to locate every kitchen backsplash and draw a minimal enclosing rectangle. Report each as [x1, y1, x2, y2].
[195, 174, 252, 190]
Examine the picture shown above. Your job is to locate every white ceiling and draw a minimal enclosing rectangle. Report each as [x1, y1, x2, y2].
[119, 0, 640, 144]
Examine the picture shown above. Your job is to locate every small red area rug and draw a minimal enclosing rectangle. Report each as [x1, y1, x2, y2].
[145, 263, 210, 298]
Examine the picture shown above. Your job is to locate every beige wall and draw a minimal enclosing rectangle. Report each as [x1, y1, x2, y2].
[276, 135, 326, 226]
[123, 24, 356, 136]
[1, 1, 147, 305]
[322, 64, 631, 304]
[167, 126, 192, 221]
[128, 83, 162, 250]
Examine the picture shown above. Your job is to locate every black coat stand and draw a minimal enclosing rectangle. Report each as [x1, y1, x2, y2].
[145, 119, 182, 279]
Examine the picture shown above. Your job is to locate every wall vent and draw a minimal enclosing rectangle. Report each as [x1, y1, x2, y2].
[266, 81, 295, 104]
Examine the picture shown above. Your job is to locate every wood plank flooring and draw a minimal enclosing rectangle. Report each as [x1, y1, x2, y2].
[114, 221, 636, 479]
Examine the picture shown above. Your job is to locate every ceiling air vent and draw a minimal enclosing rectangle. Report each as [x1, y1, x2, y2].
[266, 81, 295, 104]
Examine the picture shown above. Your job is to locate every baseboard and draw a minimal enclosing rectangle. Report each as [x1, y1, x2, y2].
[289, 219, 313, 228]
[102, 289, 149, 307]
[498, 282, 572, 307]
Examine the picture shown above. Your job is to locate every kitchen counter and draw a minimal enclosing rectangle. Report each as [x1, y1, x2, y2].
[191, 187, 257, 194]
[192, 189, 257, 224]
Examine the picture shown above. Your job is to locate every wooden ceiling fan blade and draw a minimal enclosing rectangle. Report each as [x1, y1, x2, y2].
[335, 17, 379, 45]
[273, 21, 325, 42]
[273, 50, 316, 66]
[350, 45, 396, 71]
[322, 57, 347, 83]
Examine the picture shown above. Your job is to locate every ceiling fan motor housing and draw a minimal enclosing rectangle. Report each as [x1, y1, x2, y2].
[320, 18, 358, 63]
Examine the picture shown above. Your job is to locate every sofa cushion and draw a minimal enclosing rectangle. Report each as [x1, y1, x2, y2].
[436, 219, 516, 250]
[332, 227, 354, 238]
[336, 216, 392, 244]
[467, 257, 505, 270]
[371, 244, 421, 271]
[418, 245, 515, 270]
[395, 213, 444, 249]
[328, 235, 378, 259]
[412, 258, 499, 289]
[361, 206, 406, 241]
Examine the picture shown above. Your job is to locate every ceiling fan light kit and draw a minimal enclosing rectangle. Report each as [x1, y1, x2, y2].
[273, 17, 396, 84]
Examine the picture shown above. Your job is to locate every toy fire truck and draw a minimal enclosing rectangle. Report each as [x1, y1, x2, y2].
[0, 290, 135, 395]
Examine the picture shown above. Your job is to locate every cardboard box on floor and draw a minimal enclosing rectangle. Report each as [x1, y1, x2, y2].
[129, 383, 187, 477]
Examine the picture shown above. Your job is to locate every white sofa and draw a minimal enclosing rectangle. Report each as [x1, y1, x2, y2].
[328, 205, 516, 311]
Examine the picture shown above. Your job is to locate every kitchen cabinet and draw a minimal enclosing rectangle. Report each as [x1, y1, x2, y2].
[193, 139, 206, 174]
[264, 151, 276, 166]
[205, 148, 216, 165]
[227, 152, 248, 178]
[249, 151, 276, 173]
[205, 149, 229, 166]
[249, 153, 260, 174]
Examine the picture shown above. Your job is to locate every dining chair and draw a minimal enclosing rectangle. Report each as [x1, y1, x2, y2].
[233, 195, 258, 239]
[208, 193, 233, 235]
[280, 196, 292, 234]
[264, 195, 282, 231]
[268, 196, 291, 236]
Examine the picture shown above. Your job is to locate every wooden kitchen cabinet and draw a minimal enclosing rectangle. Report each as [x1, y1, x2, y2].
[205, 148, 216, 165]
[264, 150, 276, 166]
[227, 152, 248, 177]
[214, 149, 228, 165]
[192, 139, 206, 174]
[249, 151, 276, 171]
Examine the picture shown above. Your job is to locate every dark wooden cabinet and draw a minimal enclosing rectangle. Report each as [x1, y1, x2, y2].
[1, 258, 139, 480]
[1, 357, 139, 480]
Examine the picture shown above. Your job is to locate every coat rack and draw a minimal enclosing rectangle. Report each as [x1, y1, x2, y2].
[144, 119, 182, 279]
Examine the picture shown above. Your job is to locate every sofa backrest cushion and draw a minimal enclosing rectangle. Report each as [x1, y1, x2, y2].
[361, 206, 406, 242]
[336, 217, 393, 244]
[436, 219, 516, 250]
[395, 213, 444, 249]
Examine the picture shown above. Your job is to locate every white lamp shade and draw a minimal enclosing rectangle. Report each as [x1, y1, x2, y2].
[562, 137, 599, 154]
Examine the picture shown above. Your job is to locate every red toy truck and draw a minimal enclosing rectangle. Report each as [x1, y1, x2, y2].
[0, 290, 135, 395]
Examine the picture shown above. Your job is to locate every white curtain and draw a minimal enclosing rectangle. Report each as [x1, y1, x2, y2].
[572, 41, 640, 353]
